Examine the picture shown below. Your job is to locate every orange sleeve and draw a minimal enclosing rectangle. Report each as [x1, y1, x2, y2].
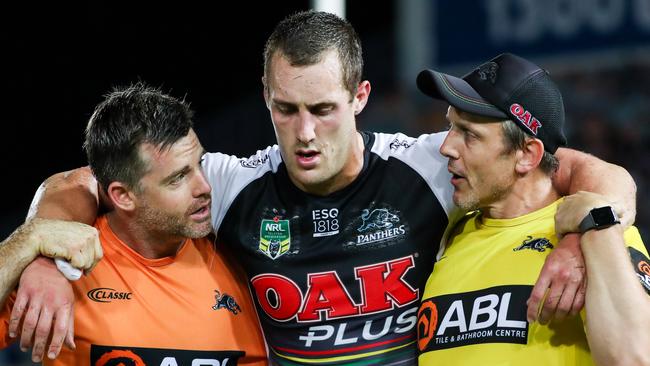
[0, 292, 17, 348]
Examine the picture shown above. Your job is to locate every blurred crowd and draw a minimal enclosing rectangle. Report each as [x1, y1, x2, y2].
[559, 63, 650, 240]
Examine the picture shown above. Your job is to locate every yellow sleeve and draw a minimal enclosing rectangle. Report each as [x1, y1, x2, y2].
[623, 226, 650, 295]
[623, 226, 648, 254]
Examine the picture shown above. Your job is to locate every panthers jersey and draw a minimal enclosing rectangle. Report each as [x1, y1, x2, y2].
[417, 199, 649, 365]
[202, 131, 458, 365]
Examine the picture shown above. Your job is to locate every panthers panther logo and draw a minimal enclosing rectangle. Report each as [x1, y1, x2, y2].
[477, 62, 499, 84]
[358, 208, 400, 232]
[513, 236, 554, 252]
[212, 290, 242, 315]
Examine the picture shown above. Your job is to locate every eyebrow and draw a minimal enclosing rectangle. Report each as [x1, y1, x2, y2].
[272, 99, 293, 106]
[161, 165, 190, 184]
[272, 99, 337, 110]
[162, 149, 206, 184]
[448, 116, 479, 133]
[308, 102, 336, 110]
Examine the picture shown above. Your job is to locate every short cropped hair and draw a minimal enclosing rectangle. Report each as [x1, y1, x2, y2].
[502, 119, 559, 175]
[263, 10, 363, 99]
[84, 83, 194, 192]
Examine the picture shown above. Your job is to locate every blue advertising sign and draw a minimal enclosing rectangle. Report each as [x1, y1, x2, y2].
[435, 0, 650, 66]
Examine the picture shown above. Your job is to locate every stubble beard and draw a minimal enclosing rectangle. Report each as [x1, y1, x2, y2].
[454, 190, 480, 212]
[454, 179, 513, 212]
[136, 203, 212, 240]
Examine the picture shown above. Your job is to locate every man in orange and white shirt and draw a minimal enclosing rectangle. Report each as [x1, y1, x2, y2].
[0, 84, 267, 365]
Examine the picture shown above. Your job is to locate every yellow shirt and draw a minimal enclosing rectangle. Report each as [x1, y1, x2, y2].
[417, 199, 648, 365]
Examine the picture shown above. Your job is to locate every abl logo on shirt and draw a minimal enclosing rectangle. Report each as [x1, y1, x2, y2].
[417, 285, 530, 352]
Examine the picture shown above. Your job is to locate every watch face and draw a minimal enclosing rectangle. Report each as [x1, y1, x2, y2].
[591, 206, 617, 226]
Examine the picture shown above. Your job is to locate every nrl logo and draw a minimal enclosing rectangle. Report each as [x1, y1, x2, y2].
[259, 216, 291, 260]
[212, 290, 241, 315]
[513, 236, 554, 252]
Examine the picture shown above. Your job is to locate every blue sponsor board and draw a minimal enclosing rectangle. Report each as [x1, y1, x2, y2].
[435, 0, 650, 66]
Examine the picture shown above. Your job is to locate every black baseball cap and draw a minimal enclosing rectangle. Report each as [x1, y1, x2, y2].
[417, 53, 567, 153]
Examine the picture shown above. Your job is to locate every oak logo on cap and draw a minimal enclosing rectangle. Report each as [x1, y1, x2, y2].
[510, 103, 542, 135]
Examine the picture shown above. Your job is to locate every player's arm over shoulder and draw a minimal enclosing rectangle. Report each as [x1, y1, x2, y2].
[29, 166, 104, 224]
[581, 225, 650, 366]
[553, 148, 636, 227]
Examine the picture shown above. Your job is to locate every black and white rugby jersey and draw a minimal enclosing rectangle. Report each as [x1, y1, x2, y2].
[202, 131, 456, 366]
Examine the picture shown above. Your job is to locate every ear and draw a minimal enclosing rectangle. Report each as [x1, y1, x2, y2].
[353, 80, 371, 115]
[106, 181, 137, 212]
[262, 75, 270, 108]
[515, 138, 544, 174]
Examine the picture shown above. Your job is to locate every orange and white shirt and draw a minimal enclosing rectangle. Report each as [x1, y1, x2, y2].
[1, 215, 268, 365]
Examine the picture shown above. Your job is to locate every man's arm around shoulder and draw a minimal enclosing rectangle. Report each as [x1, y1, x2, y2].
[528, 148, 637, 323]
[554, 148, 636, 226]
[29, 166, 104, 223]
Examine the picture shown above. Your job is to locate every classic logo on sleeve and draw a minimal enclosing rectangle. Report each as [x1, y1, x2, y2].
[389, 137, 415, 151]
[90, 345, 243, 366]
[417, 285, 530, 353]
[259, 216, 291, 260]
[239, 153, 269, 168]
[629, 246, 650, 294]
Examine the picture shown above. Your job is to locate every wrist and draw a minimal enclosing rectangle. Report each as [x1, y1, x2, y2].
[579, 206, 620, 233]
[17, 219, 43, 259]
[581, 224, 624, 246]
[32, 256, 56, 267]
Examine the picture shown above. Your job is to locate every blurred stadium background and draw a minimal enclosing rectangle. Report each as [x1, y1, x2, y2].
[2, 0, 649, 363]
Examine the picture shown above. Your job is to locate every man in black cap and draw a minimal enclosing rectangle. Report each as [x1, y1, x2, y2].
[416, 53, 650, 365]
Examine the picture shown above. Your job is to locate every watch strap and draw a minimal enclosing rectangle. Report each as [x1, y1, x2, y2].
[579, 206, 620, 233]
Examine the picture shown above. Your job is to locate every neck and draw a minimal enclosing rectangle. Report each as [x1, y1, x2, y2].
[330, 131, 366, 193]
[482, 170, 559, 219]
[106, 212, 185, 259]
